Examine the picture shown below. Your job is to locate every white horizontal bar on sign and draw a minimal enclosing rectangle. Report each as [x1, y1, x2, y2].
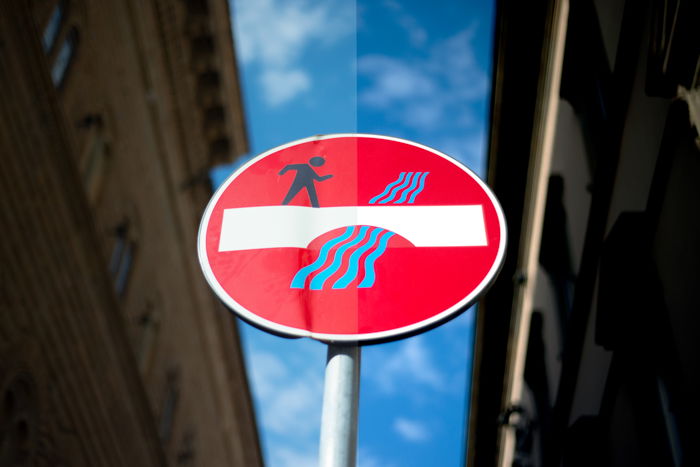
[359, 205, 487, 248]
[219, 206, 357, 251]
[218, 205, 487, 251]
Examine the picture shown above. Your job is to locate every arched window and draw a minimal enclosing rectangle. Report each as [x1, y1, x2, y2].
[51, 27, 78, 87]
[42, 1, 64, 52]
[79, 114, 111, 205]
[109, 220, 136, 297]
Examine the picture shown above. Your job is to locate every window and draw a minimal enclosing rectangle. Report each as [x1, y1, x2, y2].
[51, 27, 78, 87]
[79, 115, 110, 205]
[159, 368, 181, 443]
[42, 2, 63, 52]
[109, 221, 135, 297]
[135, 303, 160, 375]
[176, 430, 196, 466]
[1, 373, 38, 466]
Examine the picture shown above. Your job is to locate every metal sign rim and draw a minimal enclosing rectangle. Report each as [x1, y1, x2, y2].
[197, 133, 507, 343]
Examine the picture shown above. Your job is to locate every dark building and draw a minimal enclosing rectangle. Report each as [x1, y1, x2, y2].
[1, 1, 261, 465]
[469, 0, 699, 466]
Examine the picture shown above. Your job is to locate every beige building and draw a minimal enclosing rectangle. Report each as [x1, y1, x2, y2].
[1, 0, 261, 465]
[469, 0, 698, 466]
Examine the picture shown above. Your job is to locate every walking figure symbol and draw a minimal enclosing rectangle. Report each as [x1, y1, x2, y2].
[279, 156, 333, 208]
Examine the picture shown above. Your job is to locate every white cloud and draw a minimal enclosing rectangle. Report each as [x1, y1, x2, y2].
[248, 349, 323, 437]
[358, 448, 396, 467]
[431, 27, 489, 101]
[367, 335, 446, 395]
[241, 334, 330, 467]
[382, 0, 428, 48]
[393, 417, 431, 443]
[271, 446, 395, 467]
[358, 56, 436, 108]
[261, 68, 311, 106]
[358, 26, 489, 131]
[232, 0, 354, 106]
[270, 446, 318, 467]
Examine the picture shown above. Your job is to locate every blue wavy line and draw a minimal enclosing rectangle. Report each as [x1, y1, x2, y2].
[394, 172, 422, 204]
[369, 173, 406, 204]
[332, 227, 384, 289]
[379, 172, 414, 204]
[290, 227, 355, 289]
[309, 226, 370, 290]
[358, 231, 395, 288]
[408, 172, 429, 203]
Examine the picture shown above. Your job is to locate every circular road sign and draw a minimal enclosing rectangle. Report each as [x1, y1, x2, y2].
[198, 134, 506, 343]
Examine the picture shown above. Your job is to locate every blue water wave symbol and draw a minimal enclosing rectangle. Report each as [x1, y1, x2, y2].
[369, 172, 429, 204]
[290, 226, 395, 290]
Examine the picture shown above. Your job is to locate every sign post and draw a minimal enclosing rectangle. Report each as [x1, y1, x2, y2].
[197, 134, 506, 465]
[319, 344, 360, 467]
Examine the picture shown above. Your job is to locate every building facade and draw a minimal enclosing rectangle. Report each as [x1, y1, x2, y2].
[469, 0, 699, 466]
[0, 0, 261, 465]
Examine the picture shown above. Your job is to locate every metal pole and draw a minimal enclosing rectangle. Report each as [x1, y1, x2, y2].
[319, 343, 360, 467]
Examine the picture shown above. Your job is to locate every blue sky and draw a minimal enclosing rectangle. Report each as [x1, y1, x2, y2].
[218, 1, 495, 465]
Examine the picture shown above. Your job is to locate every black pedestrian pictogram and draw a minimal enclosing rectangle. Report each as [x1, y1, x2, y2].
[279, 156, 333, 208]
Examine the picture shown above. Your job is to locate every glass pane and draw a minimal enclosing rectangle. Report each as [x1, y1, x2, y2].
[51, 29, 76, 87]
[42, 3, 63, 52]
[109, 237, 125, 276]
[83, 134, 108, 203]
[114, 242, 133, 296]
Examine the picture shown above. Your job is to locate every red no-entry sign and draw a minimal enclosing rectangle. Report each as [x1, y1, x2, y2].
[198, 134, 506, 342]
